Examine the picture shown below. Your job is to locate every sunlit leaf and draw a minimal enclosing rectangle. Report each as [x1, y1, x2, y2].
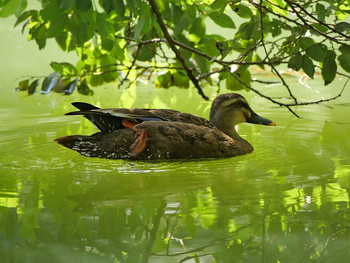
[211, 0, 228, 10]
[263, 0, 288, 17]
[111, 39, 125, 61]
[173, 71, 189, 88]
[14, 10, 35, 27]
[50, 62, 78, 76]
[189, 17, 206, 43]
[155, 71, 172, 89]
[224, 69, 251, 91]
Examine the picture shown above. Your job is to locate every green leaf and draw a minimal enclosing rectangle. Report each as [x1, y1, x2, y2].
[47, 14, 66, 38]
[189, 17, 206, 43]
[155, 72, 172, 89]
[174, 14, 190, 36]
[211, 0, 229, 10]
[133, 44, 155, 61]
[64, 78, 80, 94]
[41, 72, 60, 94]
[316, 3, 326, 22]
[170, 3, 182, 25]
[301, 37, 315, 49]
[28, 79, 40, 95]
[77, 79, 93, 95]
[194, 53, 209, 73]
[96, 13, 109, 37]
[14, 10, 35, 27]
[339, 44, 350, 55]
[59, 0, 75, 10]
[101, 35, 114, 51]
[224, 69, 251, 91]
[302, 55, 315, 78]
[50, 62, 78, 76]
[173, 71, 189, 88]
[0, 0, 22, 18]
[115, 0, 125, 18]
[322, 51, 337, 85]
[75, 0, 92, 12]
[288, 53, 303, 71]
[111, 39, 125, 61]
[307, 44, 327, 62]
[264, 0, 288, 17]
[100, 0, 113, 13]
[335, 22, 350, 32]
[134, 3, 152, 42]
[68, 10, 96, 45]
[18, 79, 29, 91]
[209, 11, 235, 28]
[338, 54, 350, 73]
[230, 3, 253, 18]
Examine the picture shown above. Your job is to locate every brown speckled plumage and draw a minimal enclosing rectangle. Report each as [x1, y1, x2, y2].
[55, 93, 275, 160]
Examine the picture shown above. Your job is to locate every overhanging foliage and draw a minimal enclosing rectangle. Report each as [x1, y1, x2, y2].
[2, 0, 350, 115]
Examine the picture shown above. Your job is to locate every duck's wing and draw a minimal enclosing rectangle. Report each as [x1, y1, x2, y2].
[66, 102, 214, 133]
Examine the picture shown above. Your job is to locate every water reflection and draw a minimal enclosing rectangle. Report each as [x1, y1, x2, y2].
[0, 85, 350, 262]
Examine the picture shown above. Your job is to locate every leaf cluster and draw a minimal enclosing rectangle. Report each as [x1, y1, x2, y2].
[2, 0, 350, 109]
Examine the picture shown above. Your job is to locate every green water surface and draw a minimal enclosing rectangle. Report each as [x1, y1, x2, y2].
[1, 17, 350, 263]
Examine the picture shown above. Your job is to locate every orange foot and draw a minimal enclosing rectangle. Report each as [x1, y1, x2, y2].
[129, 129, 148, 157]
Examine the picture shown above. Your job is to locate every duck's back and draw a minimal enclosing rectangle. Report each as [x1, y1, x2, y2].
[56, 121, 253, 159]
[136, 121, 254, 159]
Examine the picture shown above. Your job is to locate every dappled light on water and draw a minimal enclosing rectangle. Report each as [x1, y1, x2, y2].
[1, 80, 350, 262]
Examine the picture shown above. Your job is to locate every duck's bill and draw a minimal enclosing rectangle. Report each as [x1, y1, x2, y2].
[247, 112, 276, 126]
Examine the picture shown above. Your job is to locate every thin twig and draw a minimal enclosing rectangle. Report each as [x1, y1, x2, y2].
[286, 1, 350, 41]
[285, 77, 349, 106]
[148, 0, 209, 100]
[259, 0, 298, 104]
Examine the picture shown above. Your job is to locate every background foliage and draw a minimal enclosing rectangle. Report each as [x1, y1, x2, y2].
[1, 0, 350, 112]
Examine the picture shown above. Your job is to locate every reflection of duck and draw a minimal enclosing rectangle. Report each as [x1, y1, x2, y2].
[55, 93, 276, 160]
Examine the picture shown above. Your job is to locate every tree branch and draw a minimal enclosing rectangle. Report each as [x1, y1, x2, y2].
[258, 0, 298, 105]
[148, 0, 209, 100]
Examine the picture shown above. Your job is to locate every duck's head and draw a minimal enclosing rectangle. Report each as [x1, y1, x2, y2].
[209, 93, 276, 139]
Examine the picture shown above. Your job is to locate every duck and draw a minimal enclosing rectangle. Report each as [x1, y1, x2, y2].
[55, 93, 276, 160]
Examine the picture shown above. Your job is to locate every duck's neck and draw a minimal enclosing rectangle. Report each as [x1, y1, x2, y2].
[210, 115, 242, 141]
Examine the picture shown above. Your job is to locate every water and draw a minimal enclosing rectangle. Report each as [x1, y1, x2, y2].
[1, 17, 350, 263]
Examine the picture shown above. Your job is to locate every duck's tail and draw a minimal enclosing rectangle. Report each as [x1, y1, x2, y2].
[55, 135, 102, 158]
[55, 131, 135, 159]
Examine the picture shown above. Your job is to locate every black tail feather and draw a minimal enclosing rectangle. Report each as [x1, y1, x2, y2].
[72, 102, 100, 111]
[66, 102, 124, 132]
